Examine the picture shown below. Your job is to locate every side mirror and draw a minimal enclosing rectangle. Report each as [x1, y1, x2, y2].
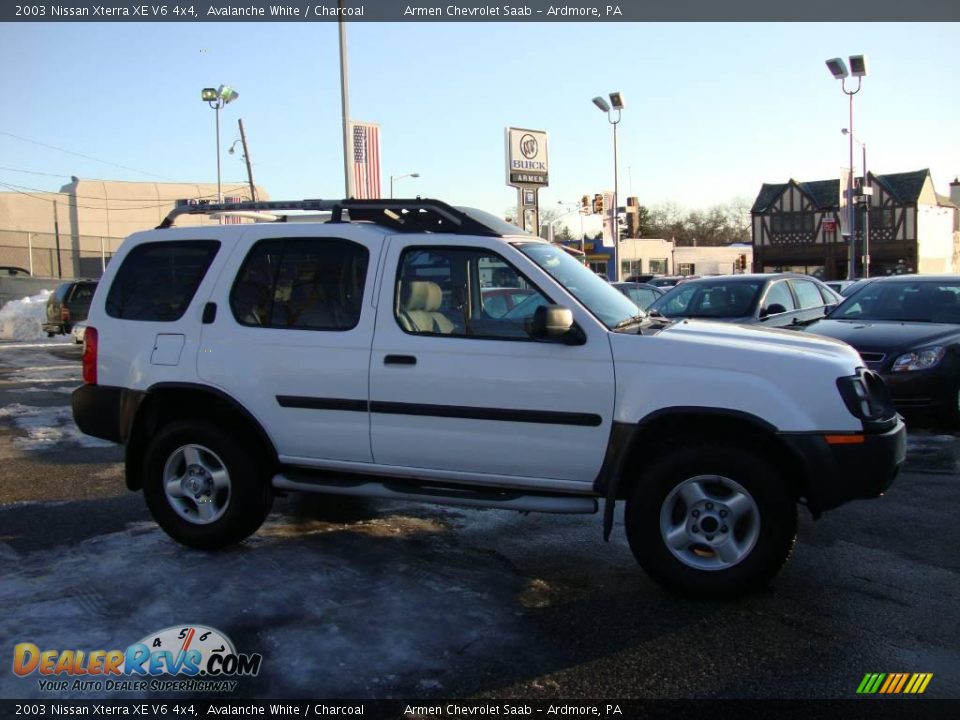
[760, 303, 787, 319]
[532, 305, 585, 345]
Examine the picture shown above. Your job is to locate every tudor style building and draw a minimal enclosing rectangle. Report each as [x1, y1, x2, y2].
[751, 169, 956, 280]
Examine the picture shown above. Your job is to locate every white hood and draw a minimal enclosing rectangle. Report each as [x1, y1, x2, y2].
[610, 319, 864, 432]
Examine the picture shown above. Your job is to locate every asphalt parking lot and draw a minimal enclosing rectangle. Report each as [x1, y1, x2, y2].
[0, 340, 957, 702]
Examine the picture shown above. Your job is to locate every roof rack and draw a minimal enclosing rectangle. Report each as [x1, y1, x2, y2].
[158, 198, 502, 236]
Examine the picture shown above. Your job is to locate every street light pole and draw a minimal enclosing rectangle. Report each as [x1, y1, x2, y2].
[592, 92, 625, 281]
[389, 172, 420, 198]
[826, 55, 867, 280]
[202, 85, 239, 204]
[843, 128, 870, 278]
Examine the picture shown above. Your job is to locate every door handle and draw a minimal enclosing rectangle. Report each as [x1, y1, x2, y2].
[384, 355, 417, 366]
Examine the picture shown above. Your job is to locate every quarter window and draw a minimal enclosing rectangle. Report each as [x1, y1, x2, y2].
[230, 238, 368, 330]
[106, 241, 220, 321]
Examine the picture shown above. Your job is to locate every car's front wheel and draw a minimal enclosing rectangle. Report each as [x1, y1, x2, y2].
[625, 443, 797, 598]
[143, 421, 272, 549]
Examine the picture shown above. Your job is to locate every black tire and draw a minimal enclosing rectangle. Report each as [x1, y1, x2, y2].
[934, 382, 960, 429]
[143, 421, 272, 549]
[625, 443, 797, 599]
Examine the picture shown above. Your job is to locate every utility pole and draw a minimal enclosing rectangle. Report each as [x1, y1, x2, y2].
[238, 119, 257, 201]
[338, 0, 353, 198]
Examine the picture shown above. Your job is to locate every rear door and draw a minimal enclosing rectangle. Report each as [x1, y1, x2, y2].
[197, 227, 377, 465]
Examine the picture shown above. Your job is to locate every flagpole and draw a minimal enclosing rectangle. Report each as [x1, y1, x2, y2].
[338, 1, 353, 198]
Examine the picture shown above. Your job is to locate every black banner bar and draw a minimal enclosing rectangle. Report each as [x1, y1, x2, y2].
[1, 699, 959, 720]
[2, 0, 959, 22]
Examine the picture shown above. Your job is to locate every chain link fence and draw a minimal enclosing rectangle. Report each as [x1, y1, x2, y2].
[0, 229, 119, 279]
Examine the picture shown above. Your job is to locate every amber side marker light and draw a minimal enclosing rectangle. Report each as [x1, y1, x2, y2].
[825, 434, 866, 445]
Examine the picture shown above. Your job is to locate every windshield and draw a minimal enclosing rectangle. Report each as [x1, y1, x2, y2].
[649, 280, 762, 319]
[830, 280, 960, 323]
[515, 243, 640, 328]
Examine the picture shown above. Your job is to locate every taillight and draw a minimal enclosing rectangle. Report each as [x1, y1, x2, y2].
[61, 306, 71, 322]
[82, 327, 98, 385]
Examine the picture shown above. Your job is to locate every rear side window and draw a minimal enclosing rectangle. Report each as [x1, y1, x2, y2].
[230, 238, 368, 331]
[106, 241, 220, 321]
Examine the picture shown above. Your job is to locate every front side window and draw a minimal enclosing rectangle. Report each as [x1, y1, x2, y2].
[106, 241, 220, 321]
[790, 279, 826, 309]
[761, 281, 796, 314]
[395, 247, 550, 340]
[649, 281, 761, 319]
[230, 238, 368, 330]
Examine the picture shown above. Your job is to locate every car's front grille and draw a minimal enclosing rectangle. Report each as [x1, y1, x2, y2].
[860, 352, 885, 363]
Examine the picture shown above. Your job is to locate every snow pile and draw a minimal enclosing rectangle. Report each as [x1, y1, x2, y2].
[0, 291, 52, 341]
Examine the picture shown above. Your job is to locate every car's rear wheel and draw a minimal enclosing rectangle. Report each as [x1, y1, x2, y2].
[143, 421, 272, 549]
[625, 444, 797, 598]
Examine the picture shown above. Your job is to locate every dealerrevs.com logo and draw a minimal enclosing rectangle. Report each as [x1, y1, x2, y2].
[12, 625, 262, 693]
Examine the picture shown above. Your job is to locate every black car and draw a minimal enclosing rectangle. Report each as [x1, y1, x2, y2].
[610, 282, 664, 310]
[43, 280, 97, 336]
[805, 275, 960, 425]
[647, 273, 842, 328]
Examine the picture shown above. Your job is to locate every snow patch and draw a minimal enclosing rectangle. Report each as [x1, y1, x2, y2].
[0, 291, 53, 341]
[0, 403, 115, 450]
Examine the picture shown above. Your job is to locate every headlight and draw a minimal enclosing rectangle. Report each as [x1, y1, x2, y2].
[891, 346, 945, 373]
[837, 370, 893, 421]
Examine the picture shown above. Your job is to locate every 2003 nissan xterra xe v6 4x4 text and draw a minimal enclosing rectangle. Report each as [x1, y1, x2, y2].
[73, 199, 905, 598]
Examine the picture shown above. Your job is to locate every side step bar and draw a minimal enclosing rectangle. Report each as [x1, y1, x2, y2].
[272, 472, 598, 515]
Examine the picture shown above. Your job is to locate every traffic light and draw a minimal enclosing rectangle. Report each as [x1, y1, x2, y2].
[580, 195, 590, 213]
[737, 254, 748, 272]
[593, 193, 604, 215]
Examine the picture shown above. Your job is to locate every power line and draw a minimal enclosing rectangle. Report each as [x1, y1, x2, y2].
[0, 178, 246, 205]
[0, 180, 237, 212]
[0, 166, 72, 179]
[0, 130, 178, 182]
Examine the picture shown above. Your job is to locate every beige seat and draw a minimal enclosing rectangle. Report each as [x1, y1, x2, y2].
[401, 281, 455, 334]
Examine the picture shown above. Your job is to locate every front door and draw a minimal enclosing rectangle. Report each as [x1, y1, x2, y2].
[369, 239, 615, 486]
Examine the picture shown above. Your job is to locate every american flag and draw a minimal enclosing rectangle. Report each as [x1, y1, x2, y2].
[350, 121, 381, 199]
[223, 196, 243, 224]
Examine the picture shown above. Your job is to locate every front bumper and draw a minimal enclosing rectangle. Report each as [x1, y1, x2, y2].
[779, 416, 906, 514]
[881, 367, 955, 413]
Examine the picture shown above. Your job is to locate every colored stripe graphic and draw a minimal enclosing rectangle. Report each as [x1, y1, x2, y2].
[857, 673, 932, 694]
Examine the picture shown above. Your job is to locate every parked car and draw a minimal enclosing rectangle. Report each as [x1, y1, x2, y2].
[649, 275, 699, 288]
[0, 266, 31, 277]
[648, 273, 841, 329]
[805, 275, 960, 425]
[71, 322, 87, 345]
[73, 197, 904, 599]
[43, 279, 97, 336]
[647, 273, 842, 329]
[825, 279, 875, 297]
[625, 274, 662, 284]
[610, 282, 664, 311]
[480, 286, 536, 318]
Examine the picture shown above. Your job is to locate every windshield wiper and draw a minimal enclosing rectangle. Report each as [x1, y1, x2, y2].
[612, 314, 647, 331]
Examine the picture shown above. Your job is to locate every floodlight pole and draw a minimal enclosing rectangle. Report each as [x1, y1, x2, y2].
[214, 101, 222, 203]
[839, 76, 862, 279]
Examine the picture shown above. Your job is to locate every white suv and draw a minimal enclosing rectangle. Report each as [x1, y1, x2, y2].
[73, 199, 905, 598]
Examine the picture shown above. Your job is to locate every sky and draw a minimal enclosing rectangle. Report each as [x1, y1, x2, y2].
[0, 21, 957, 233]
